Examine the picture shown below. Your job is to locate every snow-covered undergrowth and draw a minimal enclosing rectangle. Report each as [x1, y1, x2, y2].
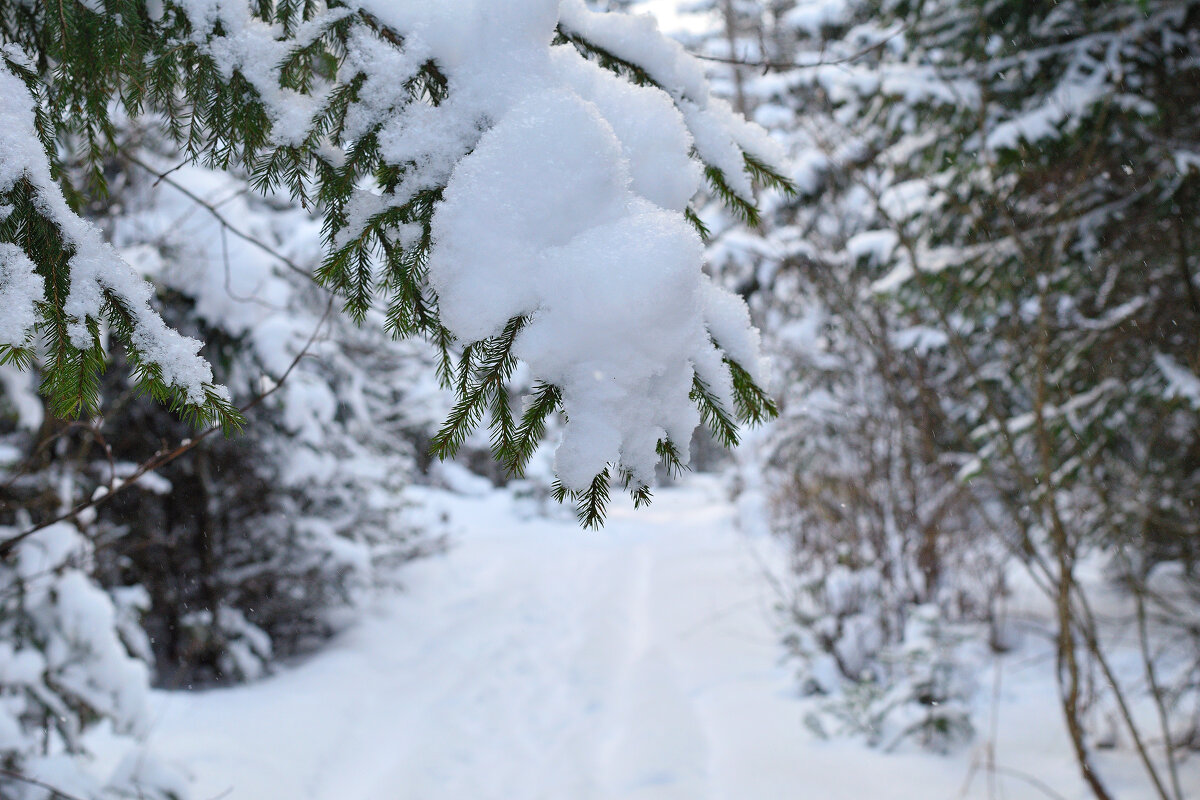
[0, 146, 447, 796]
[96, 152, 445, 683]
[681, 2, 1200, 795]
[0, 524, 187, 800]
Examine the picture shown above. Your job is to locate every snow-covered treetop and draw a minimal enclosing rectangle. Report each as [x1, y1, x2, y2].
[0, 0, 792, 525]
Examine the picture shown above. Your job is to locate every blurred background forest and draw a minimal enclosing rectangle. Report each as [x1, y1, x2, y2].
[684, 1, 1200, 798]
[2, 1, 1200, 799]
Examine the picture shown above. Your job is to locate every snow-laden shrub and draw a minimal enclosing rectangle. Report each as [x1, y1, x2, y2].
[749, 294, 1008, 751]
[797, 605, 982, 753]
[683, 2, 1010, 750]
[697, 0, 1200, 790]
[0, 524, 185, 799]
[80, 153, 443, 687]
[772, 408, 1004, 753]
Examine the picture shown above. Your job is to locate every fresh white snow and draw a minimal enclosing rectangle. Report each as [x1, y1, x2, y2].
[104, 477, 1196, 800]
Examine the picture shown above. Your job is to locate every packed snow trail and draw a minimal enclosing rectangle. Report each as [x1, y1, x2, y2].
[122, 477, 1184, 799]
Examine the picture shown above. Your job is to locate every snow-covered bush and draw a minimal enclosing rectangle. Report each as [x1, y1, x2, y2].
[76, 151, 441, 685]
[0, 125, 444, 687]
[0, 525, 147, 774]
[801, 605, 981, 753]
[766, 301, 1007, 753]
[684, 0, 1007, 753]
[696, 0, 1200, 794]
[0, 524, 184, 799]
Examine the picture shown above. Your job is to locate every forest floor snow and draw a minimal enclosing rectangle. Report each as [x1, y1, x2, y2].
[117, 476, 1198, 800]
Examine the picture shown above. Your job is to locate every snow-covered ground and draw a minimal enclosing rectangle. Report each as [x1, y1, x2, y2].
[113, 478, 1197, 800]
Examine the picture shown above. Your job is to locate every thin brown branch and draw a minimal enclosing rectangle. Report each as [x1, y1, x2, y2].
[121, 150, 312, 280]
[0, 767, 90, 800]
[694, 26, 906, 73]
[988, 765, 1071, 800]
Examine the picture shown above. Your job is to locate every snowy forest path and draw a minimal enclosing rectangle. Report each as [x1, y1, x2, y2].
[130, 477, 803, 799]
[124, 476, 1057, 799]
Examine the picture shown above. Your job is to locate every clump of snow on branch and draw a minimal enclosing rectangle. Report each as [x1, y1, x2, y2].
[361, 0, 780, 487]
[4, 0, 785, 490]
[170, 0, 783, 487]
[559, 0, 786, 204]
[1155, 353, 1200, 409]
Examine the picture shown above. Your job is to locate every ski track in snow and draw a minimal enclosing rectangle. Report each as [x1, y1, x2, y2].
[127, 477, 1198, 800]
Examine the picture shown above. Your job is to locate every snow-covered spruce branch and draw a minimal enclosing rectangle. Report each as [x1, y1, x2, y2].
[0, 296, 335, 560]
[0, 52, 242, 431]
[0, 0, 794, 527]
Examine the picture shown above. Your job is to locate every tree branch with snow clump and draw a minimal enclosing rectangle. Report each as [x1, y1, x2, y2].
[0, 0, 792, 526]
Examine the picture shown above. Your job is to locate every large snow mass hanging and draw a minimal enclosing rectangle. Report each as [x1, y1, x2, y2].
[357, 0, 777, 489]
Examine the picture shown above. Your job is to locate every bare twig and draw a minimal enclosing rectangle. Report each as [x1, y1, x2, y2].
[122, 150, 312, 280]
[989, 765, 1072, 800]
[694, 26, 906, 73]
[150, 154, 190, 187]
[0, 767, 90, 800]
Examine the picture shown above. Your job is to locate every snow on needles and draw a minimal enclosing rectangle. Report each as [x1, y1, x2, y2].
[385, 0, 775, 489]
[0, 61, 225, 406]
[0, 243, 42, 349]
